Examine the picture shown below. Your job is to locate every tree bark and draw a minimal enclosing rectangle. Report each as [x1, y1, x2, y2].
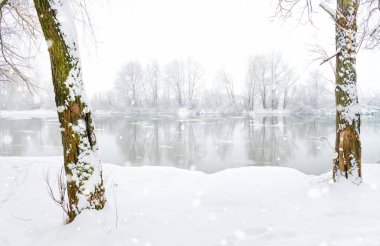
[0, 0, 8, 9]
[34, 0, 106, 222]
[333, 0, 361, 184]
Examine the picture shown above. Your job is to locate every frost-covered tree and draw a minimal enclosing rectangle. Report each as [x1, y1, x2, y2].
[268, 52, 291, 110]
[276, 0, 363, 183]
[333, 0, 361, 183]
[247, 53, 294, 111]
[216, 67, 235, 104]
[0, 80, 39, 110]
[91, 91, 115, 111]
[245, 56, 257, 111]
[255, 56, 270, 110]
[185, 58, 204, 107]
[33, 0, 106, 222]
[165, 60, 186, 106]
[291, 70, 333, 114]
[144, 60, 161, 107]
[0, 0, 39, 90]
[164, 59, 204, 108]
[308, 70, 325, 111]
[115, 61, 143, 108]
[39, 79, 56, 109]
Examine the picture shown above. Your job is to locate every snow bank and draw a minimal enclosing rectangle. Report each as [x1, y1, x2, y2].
[1, 157, 380, 246]
[0, 110, 57, 119]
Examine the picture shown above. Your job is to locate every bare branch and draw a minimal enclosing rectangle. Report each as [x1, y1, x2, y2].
[319, 2, 336, 22]
[320, 47, 341, 65]
[0, 0, 8, 9]
[44, 167, 70, 222]
[308, 44, 336, 76]
[275, 0, 314, 23]
[0, 0, 40, 92]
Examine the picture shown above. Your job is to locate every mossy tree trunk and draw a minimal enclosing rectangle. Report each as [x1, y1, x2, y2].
[333, 0, 361, 184]
[33, 0, 106, 222]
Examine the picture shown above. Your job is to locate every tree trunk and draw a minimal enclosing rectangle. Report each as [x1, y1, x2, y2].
[34, 0, 106, 222]
[283, 89, 287, 110]
[262, 85, 266, 110]
[250, 86, 255, 110]
[333, 0, 361, 184]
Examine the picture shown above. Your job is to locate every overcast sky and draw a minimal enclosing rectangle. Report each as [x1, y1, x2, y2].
[36, 0, 380, 98]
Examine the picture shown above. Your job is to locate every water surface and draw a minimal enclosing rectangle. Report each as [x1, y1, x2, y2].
[1, 114, 379, 175]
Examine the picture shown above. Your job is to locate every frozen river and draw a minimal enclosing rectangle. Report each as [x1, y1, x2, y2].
[1, 114, 380, 175]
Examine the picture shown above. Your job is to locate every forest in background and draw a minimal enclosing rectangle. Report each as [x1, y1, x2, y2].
[2, 52, 380, 115]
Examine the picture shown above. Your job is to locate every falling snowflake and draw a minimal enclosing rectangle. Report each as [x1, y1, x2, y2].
[33, 95, 41, 105]
[233, 230, 246, 240]
[220, 238, 228, 245]
[192, 198, 202, 208]
[3, 135, 12, 144]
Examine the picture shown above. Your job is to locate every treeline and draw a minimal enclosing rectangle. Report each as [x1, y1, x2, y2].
[0, 75, 55, 111]
[0, 52, 335, 114]
[91, 52, 334, 114]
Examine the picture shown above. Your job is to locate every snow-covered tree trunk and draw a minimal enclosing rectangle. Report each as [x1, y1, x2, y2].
[333, 0, 361, 184]
[34, 0, 106, 222]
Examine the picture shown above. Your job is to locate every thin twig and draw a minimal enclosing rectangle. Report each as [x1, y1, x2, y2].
[320, 48, 341, 65]
[112, 182, 119, 228]
[319, 136, 334, 151]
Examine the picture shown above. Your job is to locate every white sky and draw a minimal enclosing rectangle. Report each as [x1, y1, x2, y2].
[36, 0, 380, 98]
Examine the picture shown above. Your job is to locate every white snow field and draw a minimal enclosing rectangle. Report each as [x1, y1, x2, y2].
[1, 157, 380, 246]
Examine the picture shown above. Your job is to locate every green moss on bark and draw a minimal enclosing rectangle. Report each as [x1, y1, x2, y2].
[333, 0, 361, 184]
[34, 0, 105, 222]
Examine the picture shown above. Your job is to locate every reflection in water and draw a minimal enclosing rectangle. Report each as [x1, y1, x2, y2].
[1, 115, 380, 175]
[0, 118, 62, 156]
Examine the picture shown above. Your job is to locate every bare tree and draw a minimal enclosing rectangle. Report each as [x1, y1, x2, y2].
[115, 61, 143, 108]
[144, 60, 161, 107]
[333, 0, 361, 183]
[246, 53, 295, 111]
[280, 66, 297, 110]
[309, 70, 323, 110]
[291, 69, 332, 113]
[0, 0, 39, 91]
[276, 0, 363, 183]
[268, 52, 286, 110]
[185, 58, 204, 107]
[165, 60, 186, 106]
[34, 0, 106, 222]
[91, 91, 115, 111]
[245, 56, 257, 111]
[216, 67, 235, 104]
[252, 55, 270, 110]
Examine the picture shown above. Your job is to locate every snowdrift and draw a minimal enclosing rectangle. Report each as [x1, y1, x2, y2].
[1, 157, 380, 246]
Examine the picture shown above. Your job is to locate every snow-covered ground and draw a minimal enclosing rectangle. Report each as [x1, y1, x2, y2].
[1, 157, 380, 246]
[0, 110, 57, 119]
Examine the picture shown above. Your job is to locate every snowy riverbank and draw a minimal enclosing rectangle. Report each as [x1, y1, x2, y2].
[2, 108, 380, 119]
[0, 110, 57, 119]
[1, 157, 380, 246]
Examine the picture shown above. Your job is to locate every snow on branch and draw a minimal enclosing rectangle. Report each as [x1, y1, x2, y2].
[320, 47, 341, 65]
[319, 2, 336, 21]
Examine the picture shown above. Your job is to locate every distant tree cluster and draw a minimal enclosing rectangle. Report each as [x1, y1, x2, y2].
[0, 52, 336, 115]
[0, 77, 54, 110]
[93, 58, 205, 112]
[91, 52, 334, 114]
[243, 52, 296, 111]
